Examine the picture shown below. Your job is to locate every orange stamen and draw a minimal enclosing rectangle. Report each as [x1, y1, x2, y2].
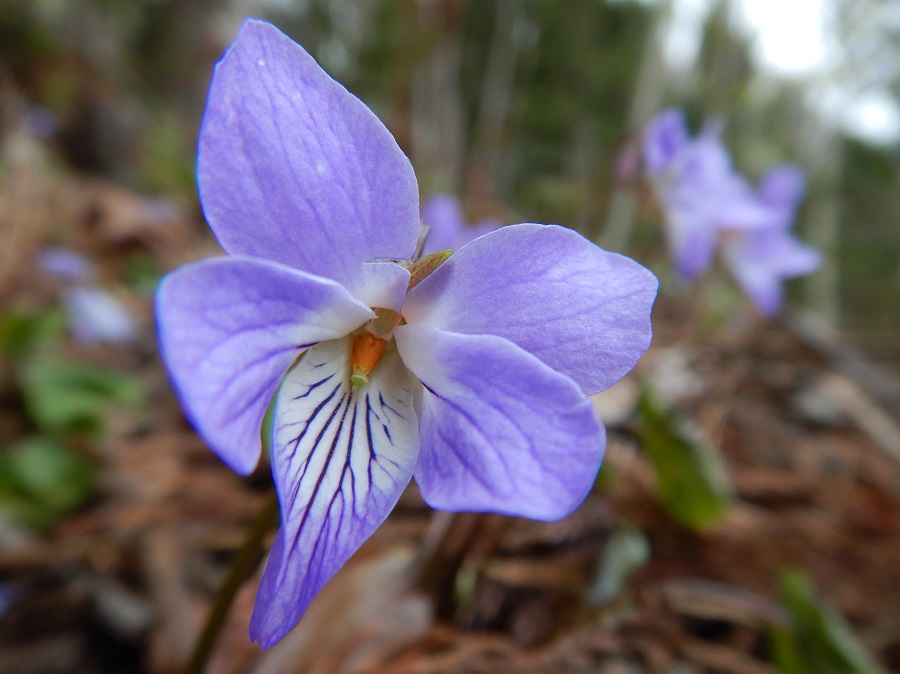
[351, 331, 389, 379]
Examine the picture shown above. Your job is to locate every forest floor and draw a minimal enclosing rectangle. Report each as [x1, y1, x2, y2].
[2, 140, 900, 674]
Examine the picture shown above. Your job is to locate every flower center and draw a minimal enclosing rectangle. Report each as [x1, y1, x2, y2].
[349, 248, 453, 390]
[350, 307, 400, 389]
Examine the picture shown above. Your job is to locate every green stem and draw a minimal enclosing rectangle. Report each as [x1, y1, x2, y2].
[184, 491, 280, 674]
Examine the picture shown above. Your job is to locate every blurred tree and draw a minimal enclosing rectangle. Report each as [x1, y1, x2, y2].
[1, 0, 897, 353]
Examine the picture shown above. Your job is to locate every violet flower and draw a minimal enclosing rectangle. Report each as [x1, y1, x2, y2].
[420, 194, 501, 255]
[720, 166, 822, 316]
[156, 20, 657, 648]
[39, 247, 96, 282]
[39, 247, 138, 346]
[643, 109, 772, 280]
[63, 287, 139, 345]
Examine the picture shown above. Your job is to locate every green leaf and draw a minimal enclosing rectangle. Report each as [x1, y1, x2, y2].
[771, 569, 883, 674]
[19, 358, 145, 436]
[0, 437, 95, 531]
[635, 387, 732, 530]
[0, 308, 65, 357]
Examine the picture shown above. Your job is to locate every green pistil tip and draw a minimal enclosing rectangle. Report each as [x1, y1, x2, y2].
[351, 368, 368, 390]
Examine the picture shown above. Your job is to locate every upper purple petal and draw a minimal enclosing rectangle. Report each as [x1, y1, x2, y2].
[402, 224, 657, 396]
[250, 337, 419, 647]
[355, 262, 410, 312]
[643, 108, 689, 175]
[395, 325, 605, 521]
[197, 19, 419, 299]
[155, 256, 374, 474]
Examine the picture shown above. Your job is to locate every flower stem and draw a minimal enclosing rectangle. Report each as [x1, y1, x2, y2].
[184, 490, 280, 674]
[410, 511, 489, 620]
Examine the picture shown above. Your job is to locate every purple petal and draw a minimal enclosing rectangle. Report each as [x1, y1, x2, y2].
[643, 109, 689, 174]
[251, 337, 419, 647]
[723, 230, 822, 316]
[155, 257, 374, 474]
[691, 121, 731, 178]
[759, 165, 805, 208]
[356, 262, 410, 313]
[665, 208, 720, 280]
[402, 224, 657, 396]
[730, 258, 783, 316]
[463, 218, 503, 246]
[420, 194, 501, 255]
[421, 194, 466, 254]
[197, 19, 419, 299]
[395, 325, 605, 520]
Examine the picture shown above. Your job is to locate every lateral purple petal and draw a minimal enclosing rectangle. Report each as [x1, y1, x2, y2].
[395, 325, 605, 521]
[402, 224, 657, 396]
[197, 19, 419, 298]
[759, 165, 805, 208]
[722, 230, 822, 316]
[155, 257, 374, 474]
[251, 337, 419, 647]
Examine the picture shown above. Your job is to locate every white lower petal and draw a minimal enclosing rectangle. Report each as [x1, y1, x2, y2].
[250, 336, 419, 648]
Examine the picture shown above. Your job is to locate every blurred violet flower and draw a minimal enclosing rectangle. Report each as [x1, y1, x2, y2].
[642, 109, 772, 280]
[420, 194, 501, 255]
[642, 109, 821, 315]
[156, 20, 657, 648]
[720, 166, 822, 316]
[39, 247, 96, 283]
[39, 248, 138, 345]
[63, 287, 139, 345]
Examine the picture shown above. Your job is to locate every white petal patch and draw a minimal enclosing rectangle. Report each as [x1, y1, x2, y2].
[250, 335, 419, 647]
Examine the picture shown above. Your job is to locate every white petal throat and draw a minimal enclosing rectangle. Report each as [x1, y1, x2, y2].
[253, 335, 420, 640]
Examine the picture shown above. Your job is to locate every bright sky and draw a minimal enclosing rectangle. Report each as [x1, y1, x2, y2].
[662, 0, 900, 146]
[662, 0, 827, 73]
[737, 0, 827, 74]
